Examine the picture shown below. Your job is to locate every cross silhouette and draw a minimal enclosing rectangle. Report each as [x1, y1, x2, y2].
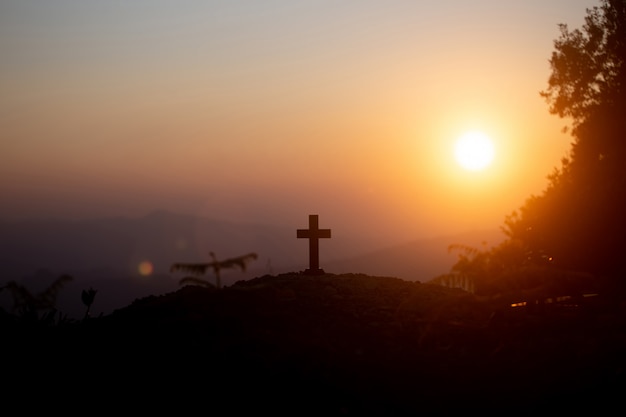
[297, 214, 331, 275]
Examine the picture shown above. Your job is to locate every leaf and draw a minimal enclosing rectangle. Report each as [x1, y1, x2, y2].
[179, 277, 217, 288]
[170, 263, 214, 275]
[171, 252, 258, 276]
[171, 252, 258, 289]
[39, 274, 73, 309]
[218, 253, 259, 272]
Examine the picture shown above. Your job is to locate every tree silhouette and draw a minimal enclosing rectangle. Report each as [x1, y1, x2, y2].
[540, 0, 626, 129]
[1, 274, 73, 323]
[434, 237, 596, 308]
[504, 0, 626, 277]
[432, 239, 528, 296]
[171, 252, 258, 289]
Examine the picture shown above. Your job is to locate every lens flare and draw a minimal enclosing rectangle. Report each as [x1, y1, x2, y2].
[138, 260, 154, 276]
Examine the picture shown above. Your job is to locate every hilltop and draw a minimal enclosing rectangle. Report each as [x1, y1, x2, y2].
[3, 272, 625, 415]
[0, 210, 502, 317]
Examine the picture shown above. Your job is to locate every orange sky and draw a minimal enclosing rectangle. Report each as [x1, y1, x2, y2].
[0, 1, 597, 244]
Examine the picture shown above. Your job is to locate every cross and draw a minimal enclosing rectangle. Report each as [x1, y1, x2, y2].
[297, 214, 331, 275]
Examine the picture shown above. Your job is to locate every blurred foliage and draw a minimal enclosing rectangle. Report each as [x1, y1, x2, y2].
[450, 1, 626, 292]
[171, 251, 258, 289]
[433, 240, 596, 304]
[0, 274, 73, 324]
[506, 0, 626, 278]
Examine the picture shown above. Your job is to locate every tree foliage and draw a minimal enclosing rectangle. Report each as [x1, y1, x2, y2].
[540, 0, 626, 129]
[1, 274, 73, 322]
[545, 1, 626, 163]
[171, 252, 258, 289]
[503, 0, 626, 278]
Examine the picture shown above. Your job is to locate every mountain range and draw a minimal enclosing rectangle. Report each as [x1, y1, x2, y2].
[0, 210, 504, 318]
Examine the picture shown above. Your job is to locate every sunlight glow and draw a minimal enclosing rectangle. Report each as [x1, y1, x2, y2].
[454, 131, 495, 171]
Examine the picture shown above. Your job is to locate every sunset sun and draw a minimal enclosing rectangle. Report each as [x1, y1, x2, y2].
[454, 131, 495, 171]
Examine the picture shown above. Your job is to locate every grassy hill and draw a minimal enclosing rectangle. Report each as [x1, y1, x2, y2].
[3, 272, 625, 415]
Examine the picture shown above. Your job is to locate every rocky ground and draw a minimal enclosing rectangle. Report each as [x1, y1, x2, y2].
[3, 272, 626, 415]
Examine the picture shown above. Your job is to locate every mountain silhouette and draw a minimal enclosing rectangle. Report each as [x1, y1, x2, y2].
[327, 229, 505, 280]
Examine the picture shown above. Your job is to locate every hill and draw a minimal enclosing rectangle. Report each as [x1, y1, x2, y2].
[3, 272, 625, 415]
[0, 210, 502, 317]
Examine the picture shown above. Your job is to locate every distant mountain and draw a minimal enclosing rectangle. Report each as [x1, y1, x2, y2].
[0, 210, 504, 317]
[0, 209, 388, 279]
[327, 228, 505, 282]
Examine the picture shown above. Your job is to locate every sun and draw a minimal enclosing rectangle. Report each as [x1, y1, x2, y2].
[454, 131, 495, 171]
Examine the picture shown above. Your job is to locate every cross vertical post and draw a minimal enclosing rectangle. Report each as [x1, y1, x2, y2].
[297, 214, 331, 275]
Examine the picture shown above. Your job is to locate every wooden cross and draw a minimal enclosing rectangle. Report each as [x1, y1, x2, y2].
[297, 214, 331, 275]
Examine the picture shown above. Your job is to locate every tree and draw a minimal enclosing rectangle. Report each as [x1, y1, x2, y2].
[170, 252, 258, 289]
[1, 274, 73, 323]
[504, 0, 626, 277]
[540, 0, 626, 131]
[432, 239, 530, 296]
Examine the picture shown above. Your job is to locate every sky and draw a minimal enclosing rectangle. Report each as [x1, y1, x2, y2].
[0, 0, 599, 245]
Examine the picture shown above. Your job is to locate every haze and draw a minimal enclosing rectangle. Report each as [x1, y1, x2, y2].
[0, 1, 596, 245]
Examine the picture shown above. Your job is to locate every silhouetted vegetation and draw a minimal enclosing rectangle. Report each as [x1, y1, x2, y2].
[4, 273, 625, 414]
[440, 1, 626, 296]
[171, 251, 258, 288]
[81, 287, 97, 319]
[0, 274, 73, 324]
[432, 240, 599, 313]
[505, 0, 626, 279]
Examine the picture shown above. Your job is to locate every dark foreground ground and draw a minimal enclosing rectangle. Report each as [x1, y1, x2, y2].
[3, 272, 626, 415]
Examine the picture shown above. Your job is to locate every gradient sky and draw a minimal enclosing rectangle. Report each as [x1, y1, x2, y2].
[0, 0, 598, 244]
